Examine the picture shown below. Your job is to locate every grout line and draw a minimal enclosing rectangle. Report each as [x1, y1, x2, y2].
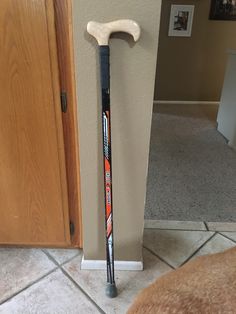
[203, 221, 209, 231]
[41, 249, 81, 267]
[60, 267, 105, 314]
[42, 249, 105, 314]
[61, 253, 81, 266]
[0, 268, 58, 306]
[41, 249, 62, 267]
[143, 245, 175, 269]
[219, 232, 236, 244]
[179, 232, 217, 267]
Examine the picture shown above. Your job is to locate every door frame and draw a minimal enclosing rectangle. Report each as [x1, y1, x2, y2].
[54, 0, 83, 248]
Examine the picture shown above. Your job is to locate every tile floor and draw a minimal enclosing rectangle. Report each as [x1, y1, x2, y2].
[0, 221, 236, 314]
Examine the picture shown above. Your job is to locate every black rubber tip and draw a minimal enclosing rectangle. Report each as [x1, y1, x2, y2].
[106, 283, 118, 298]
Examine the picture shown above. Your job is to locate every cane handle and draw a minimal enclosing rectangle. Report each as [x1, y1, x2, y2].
[87, 19, 141, 45]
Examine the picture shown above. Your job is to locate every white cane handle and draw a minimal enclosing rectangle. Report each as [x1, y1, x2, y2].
[87, 19, 141, 46]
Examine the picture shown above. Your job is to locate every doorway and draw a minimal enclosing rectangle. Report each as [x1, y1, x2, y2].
[145, 0, 236, 232]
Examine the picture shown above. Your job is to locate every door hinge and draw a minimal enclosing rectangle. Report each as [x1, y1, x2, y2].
[70, 221, 75, 236]
[60, 91, 67, 113]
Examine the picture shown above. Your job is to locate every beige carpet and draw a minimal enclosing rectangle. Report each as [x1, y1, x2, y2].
[145, 104, 236, 222]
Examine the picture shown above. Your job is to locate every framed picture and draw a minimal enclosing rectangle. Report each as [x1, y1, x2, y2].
[209, 0, 236, 20]
[168, 5, 195, 37]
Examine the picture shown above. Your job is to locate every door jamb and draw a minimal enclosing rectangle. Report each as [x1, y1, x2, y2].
[54, 0, 83, 248]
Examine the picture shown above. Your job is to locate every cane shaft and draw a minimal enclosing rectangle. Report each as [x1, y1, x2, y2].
[99, 46, 115, 285]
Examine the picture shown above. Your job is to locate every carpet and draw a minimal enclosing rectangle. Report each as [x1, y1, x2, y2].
[145, 104, 236, 222]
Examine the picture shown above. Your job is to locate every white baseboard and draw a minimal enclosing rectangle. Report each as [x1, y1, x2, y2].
[154, 100, 219, 106]
[81, 255, 143, 271]
[228, 141, 236, 150]
[144, 219, 206, 231]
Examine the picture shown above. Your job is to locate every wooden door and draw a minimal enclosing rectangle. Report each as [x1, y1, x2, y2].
[0, 0, 71, 246]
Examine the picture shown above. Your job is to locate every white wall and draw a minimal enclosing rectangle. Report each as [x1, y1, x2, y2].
[217, 51, 236, 150]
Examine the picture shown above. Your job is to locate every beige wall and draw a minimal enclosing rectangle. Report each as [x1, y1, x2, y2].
[72, 1, 162, 260]
[155, 0, 236, 101]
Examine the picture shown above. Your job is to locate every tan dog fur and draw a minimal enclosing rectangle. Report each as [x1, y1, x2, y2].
[128, 247, 236, 314]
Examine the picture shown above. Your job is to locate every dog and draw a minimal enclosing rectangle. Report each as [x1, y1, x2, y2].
[128, 247, 236, 314]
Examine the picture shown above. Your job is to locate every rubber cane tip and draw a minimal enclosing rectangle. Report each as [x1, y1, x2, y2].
[106, 283, 118, 298]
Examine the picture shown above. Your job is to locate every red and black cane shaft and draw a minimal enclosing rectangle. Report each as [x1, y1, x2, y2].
[100, 45, 117, 297]
[87, 20, 141, 298]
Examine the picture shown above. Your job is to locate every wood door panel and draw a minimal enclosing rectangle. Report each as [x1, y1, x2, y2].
[0, 0, 70, 245]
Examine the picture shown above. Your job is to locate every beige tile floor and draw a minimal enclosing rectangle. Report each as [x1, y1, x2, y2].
[0, 222, 236, 314]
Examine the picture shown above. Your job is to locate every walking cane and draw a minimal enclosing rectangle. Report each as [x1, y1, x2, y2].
[87, 20, 141, 298]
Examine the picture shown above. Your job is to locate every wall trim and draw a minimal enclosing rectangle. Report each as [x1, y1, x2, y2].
[81, 255, 143, 271]
[154, 100, 219, 106]
[145, 219, 207, 231]
[145, 219, 236, 232]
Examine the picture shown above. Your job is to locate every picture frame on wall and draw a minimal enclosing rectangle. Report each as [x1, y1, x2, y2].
[168, 4, 195, 37]
[209, 0, 236, 20]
